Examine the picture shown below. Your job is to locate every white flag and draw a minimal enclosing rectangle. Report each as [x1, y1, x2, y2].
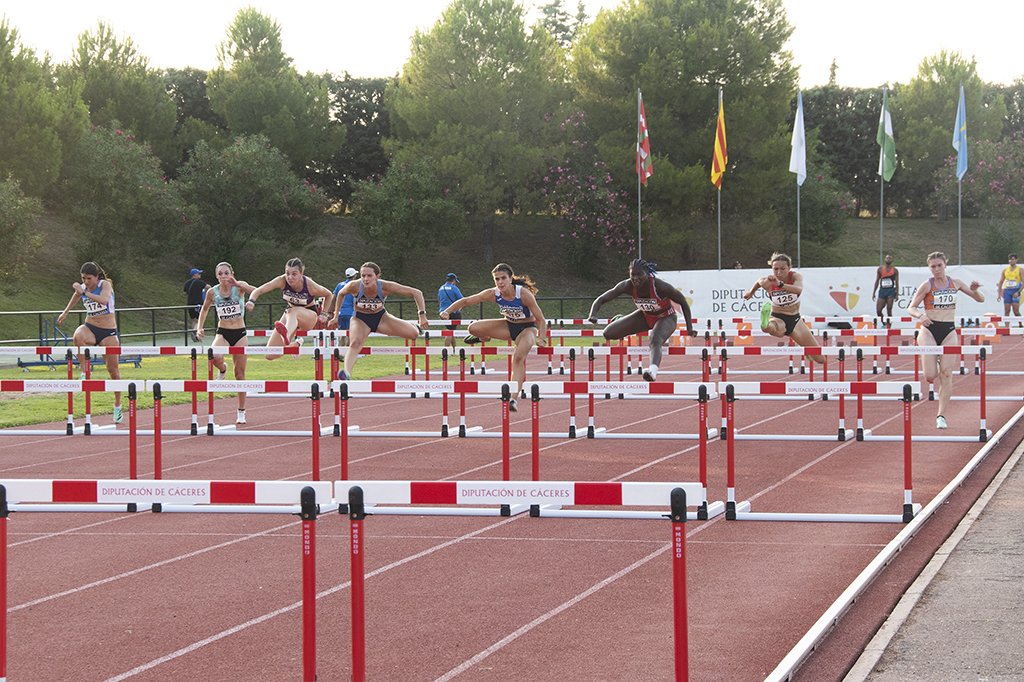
[789, 90, 806, 186]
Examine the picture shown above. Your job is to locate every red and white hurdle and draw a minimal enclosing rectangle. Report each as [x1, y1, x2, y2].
[0, 479, 332, 682]
[342, 480, 698, 682]
[720, 382, 923, 523]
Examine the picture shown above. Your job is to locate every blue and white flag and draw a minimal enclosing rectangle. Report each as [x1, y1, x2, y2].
[952, 84, 968, 180]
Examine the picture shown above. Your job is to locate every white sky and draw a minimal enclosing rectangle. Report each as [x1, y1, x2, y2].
[2, 0, 1020, 87]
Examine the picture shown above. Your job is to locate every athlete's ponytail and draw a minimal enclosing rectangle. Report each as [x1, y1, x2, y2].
[492, 263, 538, 294]
[80, 261, 109, 285]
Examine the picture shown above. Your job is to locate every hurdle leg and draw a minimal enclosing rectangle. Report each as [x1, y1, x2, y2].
[2, 485, 8, 682]
[190, 348, 199, 435]
[83, 349, 92, 435]
[441, 350, 450, 437]
[902, 385, 914, 522]
[979, 347, 988, 441]
[531, 384, 540, 483]
[340, 385, 350, 480]
[568, 348, 577, 438]
[207, 350, 215, 434]
[66, 350, 74, 435]
[725, 386, 737, 520]
[348, 487, 367, 682]
[697, 387, 709, 520]
[310, 385, 321, 481]
[670, 488, 688, 682]
[153, 384, 163, 480]
[301, 487, 318, 682]
[129, 383, 138, 479]
[502, 385, 511, 481]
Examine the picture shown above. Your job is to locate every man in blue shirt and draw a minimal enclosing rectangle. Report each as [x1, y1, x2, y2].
[438, 273, 464, 350]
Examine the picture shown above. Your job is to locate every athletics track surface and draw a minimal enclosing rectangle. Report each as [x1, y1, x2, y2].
[1, 337, 1022, 682]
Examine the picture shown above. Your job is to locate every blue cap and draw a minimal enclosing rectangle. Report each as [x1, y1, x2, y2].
[190, 268, 202, 276]
[447, 272, 459, 282]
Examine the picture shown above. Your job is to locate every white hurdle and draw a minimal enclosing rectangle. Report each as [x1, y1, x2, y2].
[0, 479, 331, 681]
[341, 480, 696, 682]
[721, 382, 922, 523]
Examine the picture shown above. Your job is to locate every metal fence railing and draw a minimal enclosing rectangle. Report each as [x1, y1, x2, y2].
[1, 297, 637, 347]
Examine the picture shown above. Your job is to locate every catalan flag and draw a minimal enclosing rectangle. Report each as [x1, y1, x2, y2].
[711, 94, 727, 189]
[637, 90, 653, 185]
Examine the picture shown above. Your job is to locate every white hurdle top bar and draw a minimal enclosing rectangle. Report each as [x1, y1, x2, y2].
[338, 480, 704, 506]
[0, 479, 333, 505]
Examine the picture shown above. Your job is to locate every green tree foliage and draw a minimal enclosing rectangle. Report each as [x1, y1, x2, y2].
[350, 157, 468, 277]
[892, 51, 1005, 218]
[163, 67, 229, 171]
[59, 21, 179, 173]
[0, 20, 88, 197]
[176, 135, 329, 265]
[57, 123, 185, 269]
[206, 8, 343, 180]
[775, 162, 856, 264]
[539, 0, 587, 50]
[572, 0, 798, 263]
[385, 0, 571, 261]
[801, 85, 884, 214]
[319, 74, 391, 210]
[995, 77, 1024, 140]
[0, 177, 44, 290]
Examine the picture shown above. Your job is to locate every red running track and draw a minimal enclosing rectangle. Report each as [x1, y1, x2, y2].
[1, 337, 1022, 682]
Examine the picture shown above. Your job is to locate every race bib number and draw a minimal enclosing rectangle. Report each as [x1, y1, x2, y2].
[881, 277, 894, 288]
[356, 296, 384, 312]
[283, 291, 311, 307]
[931, 290, 956, 308]
[634, 298, 664, 314]
[499, 304, 527, 321]
[216, 302, 243, 320]
[770, 290, 798, 307]
[84, 297, 106, 316]
[1005, 280, 1020, 290]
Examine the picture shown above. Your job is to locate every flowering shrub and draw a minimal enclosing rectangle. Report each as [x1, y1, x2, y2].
[933, 133, 1023, 258]
[0, 177, 43, 291]
[533, 112, 637, 277]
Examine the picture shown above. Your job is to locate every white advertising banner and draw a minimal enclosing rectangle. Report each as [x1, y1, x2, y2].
[658, 264, 1005, 325]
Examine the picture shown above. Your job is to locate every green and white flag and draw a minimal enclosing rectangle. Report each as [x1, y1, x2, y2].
[876, 89, 897, 182]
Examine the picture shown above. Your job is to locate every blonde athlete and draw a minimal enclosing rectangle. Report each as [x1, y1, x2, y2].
[196, 262, 257, 424]
[907, 251, 984, 429]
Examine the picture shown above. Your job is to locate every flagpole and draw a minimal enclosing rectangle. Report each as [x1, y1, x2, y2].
[879, 86, 887, 266]
[717, 87, 722, 271]
[958, 178, 962, 266]
[637, 88, 643, 260]
[789, 88, 806, 268]
[796, 186, 801, 268]
[957, 82, 963, 266]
